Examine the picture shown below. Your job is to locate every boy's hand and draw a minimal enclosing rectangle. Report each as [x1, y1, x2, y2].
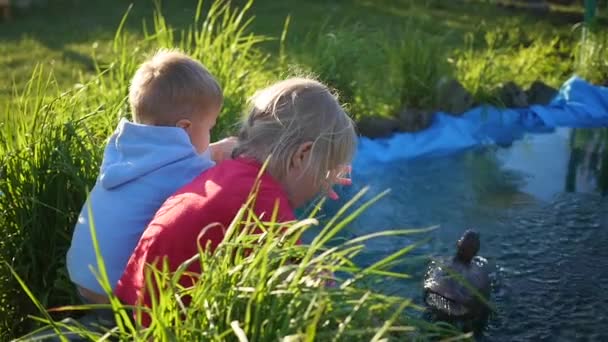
[210, 136, 238, 163]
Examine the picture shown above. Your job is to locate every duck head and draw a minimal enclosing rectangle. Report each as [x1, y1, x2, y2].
[455, 229, 480, 264]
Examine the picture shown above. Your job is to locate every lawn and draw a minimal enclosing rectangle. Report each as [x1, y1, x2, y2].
[2, 0, 606, 120]
[1, 0, 607, 340]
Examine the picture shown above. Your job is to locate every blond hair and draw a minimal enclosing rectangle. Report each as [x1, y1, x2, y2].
[128, 49, 223, 125]
[234, 78, 357, 186]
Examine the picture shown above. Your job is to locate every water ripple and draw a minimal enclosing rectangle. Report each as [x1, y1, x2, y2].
[320, 128, 608, 341]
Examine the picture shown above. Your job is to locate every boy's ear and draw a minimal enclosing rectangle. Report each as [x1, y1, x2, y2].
[176, 119, 192, 130]
[290, 141, 313, 170]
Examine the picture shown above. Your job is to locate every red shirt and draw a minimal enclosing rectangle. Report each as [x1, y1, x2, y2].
[114, 158, 295, 325]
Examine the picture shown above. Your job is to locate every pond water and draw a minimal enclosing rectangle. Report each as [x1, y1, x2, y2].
[317, 127, 608, 341]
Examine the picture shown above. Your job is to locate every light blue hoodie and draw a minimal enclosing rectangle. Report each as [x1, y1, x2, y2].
[66, 118, 215, 294]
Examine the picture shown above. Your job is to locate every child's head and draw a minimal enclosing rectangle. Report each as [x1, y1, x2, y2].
[129, 49, 223, 154]
[234, 78, 357, 208]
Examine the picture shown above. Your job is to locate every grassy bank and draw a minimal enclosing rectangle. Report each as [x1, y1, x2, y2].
[0, 1, 275, 338]
[0, 0, 455, 339]
[2, 1, 608, 120]
[1, 0, 608, 339]
[16, 185, 464, 341]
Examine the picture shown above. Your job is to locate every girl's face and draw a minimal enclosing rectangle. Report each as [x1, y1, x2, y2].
[283, 142, 349, 208]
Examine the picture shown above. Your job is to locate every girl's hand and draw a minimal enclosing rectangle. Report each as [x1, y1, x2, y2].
[209, 137, 238, 163]
[327, 165, 352, 200]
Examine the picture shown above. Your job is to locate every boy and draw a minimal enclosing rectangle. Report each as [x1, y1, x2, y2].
[66, 49, 235, 304]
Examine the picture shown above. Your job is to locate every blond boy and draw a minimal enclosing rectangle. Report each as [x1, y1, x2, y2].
[66, 49, 235, 303]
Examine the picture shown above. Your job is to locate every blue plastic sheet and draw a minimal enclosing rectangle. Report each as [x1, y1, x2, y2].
[354, 76, 608, 168]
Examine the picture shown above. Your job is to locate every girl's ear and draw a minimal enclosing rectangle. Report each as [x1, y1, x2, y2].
[290, 141, 313, 171]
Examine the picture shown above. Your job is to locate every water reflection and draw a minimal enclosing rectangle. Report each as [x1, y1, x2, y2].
[496, 127, 608, 201]
[567, 128, 607, 195]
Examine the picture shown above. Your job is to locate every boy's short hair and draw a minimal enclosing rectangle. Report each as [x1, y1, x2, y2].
[129, 49, 223, 125]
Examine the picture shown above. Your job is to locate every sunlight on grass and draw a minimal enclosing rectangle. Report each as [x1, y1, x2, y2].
[1, 0, 608, 339]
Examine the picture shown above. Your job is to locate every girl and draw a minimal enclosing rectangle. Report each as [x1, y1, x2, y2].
[114, 77, 357, 326]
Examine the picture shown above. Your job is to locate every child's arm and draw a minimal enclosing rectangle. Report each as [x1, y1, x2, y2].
[209, 136, 238, 163]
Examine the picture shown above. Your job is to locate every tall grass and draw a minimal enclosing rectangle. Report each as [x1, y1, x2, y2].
[392, 25, 451, 111]
[0, 0, 278, 338]
[141, 0, 276, 138]
[2, 0, 607, 339]
[454, 21, 608, 105]
[14, 187, 466, 341]
[0, 67, 107, 339]
[452, 22, 571, 105]
[574, 26, 608, 83]
[296, 12, 608, 120]
[298, 22, 450, 120]
[0, 1, 465, 339]
[91, 0, 277, 139]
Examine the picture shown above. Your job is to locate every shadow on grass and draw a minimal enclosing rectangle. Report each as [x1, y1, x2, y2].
[0, 0, 593, 73]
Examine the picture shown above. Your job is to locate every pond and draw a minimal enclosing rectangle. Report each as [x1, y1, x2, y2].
[317, 127, 608, 341]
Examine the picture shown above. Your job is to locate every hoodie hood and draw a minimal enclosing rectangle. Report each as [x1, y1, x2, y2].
[67, 118, 216, 293]
[99, 118, 212, 189]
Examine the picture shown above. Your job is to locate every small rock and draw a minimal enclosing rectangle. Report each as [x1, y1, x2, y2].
[398, 108, 435, 132]
[356, 116, 401, 138]
[526, 80, 558, 105]
[436, 77, 474, 116]
[498, 81, 528, 108]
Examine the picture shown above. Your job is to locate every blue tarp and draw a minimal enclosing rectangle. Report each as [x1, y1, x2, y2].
[353, 76, 608, 167]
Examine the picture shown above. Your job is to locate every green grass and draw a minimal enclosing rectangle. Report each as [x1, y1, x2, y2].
[2, 0, 608, 120]
[0, 1, 278, 338]
[2, 0, 608, 340]
[14, 185, 466, 341]
[0, 1, 463, 339]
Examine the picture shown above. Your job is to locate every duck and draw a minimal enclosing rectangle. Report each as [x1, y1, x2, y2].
[423, 230, 492, 324]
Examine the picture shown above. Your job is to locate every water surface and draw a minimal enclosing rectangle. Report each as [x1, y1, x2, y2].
[319, 127, 608, 341]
